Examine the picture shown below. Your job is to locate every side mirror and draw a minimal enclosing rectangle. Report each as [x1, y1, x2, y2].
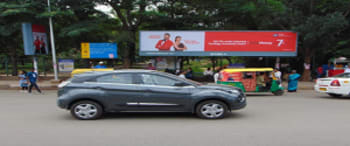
[174, 82, 189, 86]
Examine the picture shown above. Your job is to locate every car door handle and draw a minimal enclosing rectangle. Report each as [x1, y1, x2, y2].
[92, 86, 101, 90]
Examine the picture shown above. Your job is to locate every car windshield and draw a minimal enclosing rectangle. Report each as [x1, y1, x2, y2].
[333, 73, 350, 78]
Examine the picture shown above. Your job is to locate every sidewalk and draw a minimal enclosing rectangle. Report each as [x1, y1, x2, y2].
[0, 80, 59, 90]
[0, 80, 315, 90]
[282, 81, 314, 90]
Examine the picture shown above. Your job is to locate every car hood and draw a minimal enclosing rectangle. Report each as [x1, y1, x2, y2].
[198, 84, 242, 92]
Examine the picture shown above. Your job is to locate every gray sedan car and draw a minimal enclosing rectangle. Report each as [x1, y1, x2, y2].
[57, 70, 246, 120]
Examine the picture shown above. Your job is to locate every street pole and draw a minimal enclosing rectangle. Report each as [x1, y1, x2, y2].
[47, 0, 58, 80]
[33, 56, 38, 73]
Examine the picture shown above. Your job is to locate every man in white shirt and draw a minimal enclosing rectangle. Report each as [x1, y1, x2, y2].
[273, 68, 282, 83]
[203, 68, 213, 76]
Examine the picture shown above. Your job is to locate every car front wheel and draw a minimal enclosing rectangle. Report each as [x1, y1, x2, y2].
[196, 100, 228, 119]
[70, 100, 103, 120]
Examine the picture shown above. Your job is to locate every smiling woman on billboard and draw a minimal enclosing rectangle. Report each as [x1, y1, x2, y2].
[174, 36, 188, 51]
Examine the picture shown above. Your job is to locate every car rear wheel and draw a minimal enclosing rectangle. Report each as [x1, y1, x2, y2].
[328, 93, 343, 97]
[196, 100, 228, 119]
[70, 100, 103, 120]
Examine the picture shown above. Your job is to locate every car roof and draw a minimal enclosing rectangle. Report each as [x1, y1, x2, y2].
[73, 69, 157, 77]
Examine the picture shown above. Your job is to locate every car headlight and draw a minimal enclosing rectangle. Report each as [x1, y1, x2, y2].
[229, 89, 240, 94]
[58, 81, 70, 88]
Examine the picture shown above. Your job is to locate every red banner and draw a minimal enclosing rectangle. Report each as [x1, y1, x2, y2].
[205, 31, 297, 52]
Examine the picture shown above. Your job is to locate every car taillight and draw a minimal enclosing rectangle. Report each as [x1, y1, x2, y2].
[330, 80, 341, 86]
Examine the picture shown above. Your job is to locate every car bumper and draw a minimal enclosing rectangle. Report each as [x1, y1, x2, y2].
[230, 95, 246, 110]
[57, 98, 69, 109]
[231, 102, 246, 110]
[314, 85, 348, 95]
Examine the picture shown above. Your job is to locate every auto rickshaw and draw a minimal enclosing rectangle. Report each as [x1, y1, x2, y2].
[71, 68, 114, 77]
[217, 68, 284, 96]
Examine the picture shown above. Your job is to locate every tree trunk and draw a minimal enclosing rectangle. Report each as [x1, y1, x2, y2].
[122, 31, 136, 68]
[225, 57, 232, 65]
[122, 50, 131, 68]
[211, 57, 216, 71]
[301, 49, 312, 81]
[11, 48, 17, 76]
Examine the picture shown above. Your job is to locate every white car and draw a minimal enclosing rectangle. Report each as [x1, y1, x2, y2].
[314, 73, 350, 97]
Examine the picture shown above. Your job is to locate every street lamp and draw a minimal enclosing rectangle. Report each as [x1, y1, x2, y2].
[47, 0, 58, 80]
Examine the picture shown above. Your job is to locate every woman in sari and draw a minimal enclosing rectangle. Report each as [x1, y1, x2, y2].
[288, 70, 301, 92]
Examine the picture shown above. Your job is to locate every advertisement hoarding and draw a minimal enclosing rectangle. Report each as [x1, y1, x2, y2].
[58, 59, 74, 72]
[81, 43, 118, 59]
[22, 23, 49, 55]
[139, 31, 297, 56]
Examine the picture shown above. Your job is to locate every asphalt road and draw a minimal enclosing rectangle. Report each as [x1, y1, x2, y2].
[0, 90, 350, 146]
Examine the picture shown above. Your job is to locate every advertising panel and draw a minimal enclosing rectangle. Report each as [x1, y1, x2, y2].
[22, 23, 49, 55]
[140, 31, 297, 56]
[81, 43, 118, 59]
[58, 59, 74, 72]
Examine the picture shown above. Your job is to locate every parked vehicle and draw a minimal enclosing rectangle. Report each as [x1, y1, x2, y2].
[57, 70, 246, 120]
[314, 73, 350, 97]
[217, 68, 284, 96]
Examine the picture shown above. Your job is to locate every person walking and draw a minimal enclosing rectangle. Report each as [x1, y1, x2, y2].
[27, 69, 42, 93]
[185, 68, 193, 79]
[19, 70, 28, 92]
[288, 70, 301, 92]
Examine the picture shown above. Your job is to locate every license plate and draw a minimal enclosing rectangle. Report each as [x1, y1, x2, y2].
[319, 88, 327, 91]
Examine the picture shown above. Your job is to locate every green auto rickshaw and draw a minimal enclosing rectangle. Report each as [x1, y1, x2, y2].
[217, 68, 284, 96]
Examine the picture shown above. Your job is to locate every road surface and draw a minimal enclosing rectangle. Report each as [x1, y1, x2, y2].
[0, 90, 349, 146]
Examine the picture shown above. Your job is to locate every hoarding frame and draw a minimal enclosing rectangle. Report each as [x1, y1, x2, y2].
[139, 30, 298, 57]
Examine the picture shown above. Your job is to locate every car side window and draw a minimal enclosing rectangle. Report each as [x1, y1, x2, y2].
[140, 74, 178, 86]
[96, 74, 133, 84]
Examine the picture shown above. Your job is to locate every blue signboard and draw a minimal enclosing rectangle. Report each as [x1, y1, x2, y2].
[81, 42, 118, 59]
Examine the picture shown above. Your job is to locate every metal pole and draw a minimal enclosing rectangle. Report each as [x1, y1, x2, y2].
[47, 0, 58, 80]
[5, 57, 8, 76]
[33, 56, 38, 73]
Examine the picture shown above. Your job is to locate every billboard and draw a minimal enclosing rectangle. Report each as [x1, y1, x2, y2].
[139, 31, 298, 56]
[22, 23, 49, 55]
[58, 59, 74, 72]
[81, 43, 118, 59]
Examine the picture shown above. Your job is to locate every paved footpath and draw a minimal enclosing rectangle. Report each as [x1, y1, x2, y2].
[0, 90, 349, 146]
[0, 79, 315, 90]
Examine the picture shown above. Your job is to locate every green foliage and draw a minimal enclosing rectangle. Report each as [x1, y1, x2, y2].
[1, 0, 350, 73]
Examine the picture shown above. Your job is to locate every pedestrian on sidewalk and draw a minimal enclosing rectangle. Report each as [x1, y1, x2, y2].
[18, 70, 28, 92]
[345, 63, 350, 73]
[288, 70, 301, 92]
[94, 61, 107, 69]
[27, 68, 42, 93]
